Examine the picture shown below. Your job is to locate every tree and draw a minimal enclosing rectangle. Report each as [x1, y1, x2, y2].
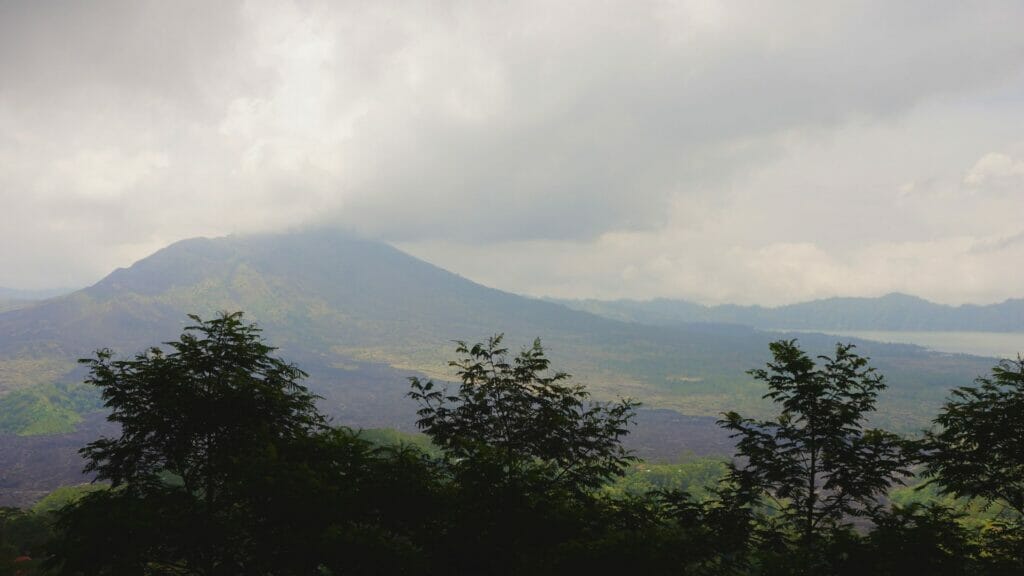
[408, 335, 644, 575]
[860, 503, 977, 576]
[408, 334, 639, 493]
[924, 357, 1024, 518]
[78, 312, 324, 496]
[1, 507, 50, 576]
[923, 357, 1024, 573]
[49, 312, 329, 575]
[720, 340, 911, 568]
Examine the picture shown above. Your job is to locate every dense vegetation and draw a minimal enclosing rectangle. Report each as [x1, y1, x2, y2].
[2, 312, 1022, 575]
[0, 384, 99, 436]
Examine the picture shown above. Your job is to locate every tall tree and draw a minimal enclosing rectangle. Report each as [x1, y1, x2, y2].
[408, 334, 639, 493]
[50, 312, 328, 575]
[924, 357, 1024, 517]
[79, 311, 324, 499]
[925, 363, 1024, 576]
[720, 340, 911, 566]
[408, 335, 641, 574]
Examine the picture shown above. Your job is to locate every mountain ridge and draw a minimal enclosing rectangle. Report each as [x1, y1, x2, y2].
[556, 292, 1024, 332]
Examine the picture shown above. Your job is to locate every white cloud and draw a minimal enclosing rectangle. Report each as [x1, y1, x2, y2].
[964, 153, 1024, 188]
[50, 149, 170, 201]
[401, 103, 1024, 305]
[2, 0, 1024, 304]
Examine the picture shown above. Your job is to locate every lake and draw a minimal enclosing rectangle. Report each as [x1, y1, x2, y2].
[776, 330, 1024, 359]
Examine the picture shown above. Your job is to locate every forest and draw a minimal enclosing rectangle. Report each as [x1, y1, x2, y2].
[1, 312, 1022, 575]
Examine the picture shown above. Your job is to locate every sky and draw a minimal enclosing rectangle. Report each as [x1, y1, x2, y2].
[2, 0, 1023, 306]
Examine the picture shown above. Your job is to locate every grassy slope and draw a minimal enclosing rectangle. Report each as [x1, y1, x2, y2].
[0, 383, 101, 435]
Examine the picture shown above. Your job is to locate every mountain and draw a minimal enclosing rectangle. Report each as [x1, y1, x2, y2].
[0, 230, 768, 421]
[558, 293, 1024, 332]
[0, 229, 1000, 503]
[0, 230, 997, 427]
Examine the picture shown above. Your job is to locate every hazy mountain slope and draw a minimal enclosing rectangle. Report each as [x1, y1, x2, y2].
[0, 229, 997, 437]
[560, 293, 1024, 332]
[0, 299, 31, 313]
[0, 287, 70, 313]
[0, 287, 74, 300]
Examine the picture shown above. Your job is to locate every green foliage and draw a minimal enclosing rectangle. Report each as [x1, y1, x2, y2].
[51, 312, 330, 574]
[52, 428, 449, 576]
[721, 340, 913, 566]
[78, 311, 323, 493]
[973, 521, 1024, 576]
[356, 428, 439, 456]
[0, 507, 51, 576]
[0, 357, 77, 396]
[605, 457, 728, 499]
[30, 486, 107, 517]
[862, 503, 978, 576]
[888, 477, 1021, 530]
[924, 357, 1024, 517]
[408, 334, 640, 493]
[33, 317, 1024, 575]
[0, 383, 99, 436]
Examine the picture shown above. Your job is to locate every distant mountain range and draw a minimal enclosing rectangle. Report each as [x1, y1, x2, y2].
[556, 293, 1024, 332]
[0, 229, 1001, 504]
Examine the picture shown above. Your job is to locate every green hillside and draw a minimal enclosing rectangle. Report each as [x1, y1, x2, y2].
[0, 229, 997, 438]
[0, 383, 100, 435]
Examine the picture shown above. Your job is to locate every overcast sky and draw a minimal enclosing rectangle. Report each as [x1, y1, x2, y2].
[2, 1, 1023, 305]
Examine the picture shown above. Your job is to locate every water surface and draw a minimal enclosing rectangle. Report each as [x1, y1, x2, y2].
[776, 330, 1024, 359]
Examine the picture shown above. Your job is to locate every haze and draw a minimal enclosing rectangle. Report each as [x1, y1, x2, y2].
[2, 0, 1023, 305]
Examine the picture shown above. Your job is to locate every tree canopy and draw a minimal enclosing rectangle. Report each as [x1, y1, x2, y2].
[409, 334, 639, 493]
[924, 357, 1024, 517]
[78, 312, 323, 496]
[721, 340, 912, 568]
[49, 313, 447, 575]
[21, 318, 1024, 575]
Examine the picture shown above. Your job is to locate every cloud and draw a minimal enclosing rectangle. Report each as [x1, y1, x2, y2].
[316, 0, 1024, 242]
[400, 106, 1024, 305]
[964, 153, 1024, 188]
[404, 230, 1024, 307]
[1, 0, 1024, 303]
[50, 149, 170, 201]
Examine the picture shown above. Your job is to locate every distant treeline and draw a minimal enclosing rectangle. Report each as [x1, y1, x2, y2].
[2, 312, 1022, 575]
